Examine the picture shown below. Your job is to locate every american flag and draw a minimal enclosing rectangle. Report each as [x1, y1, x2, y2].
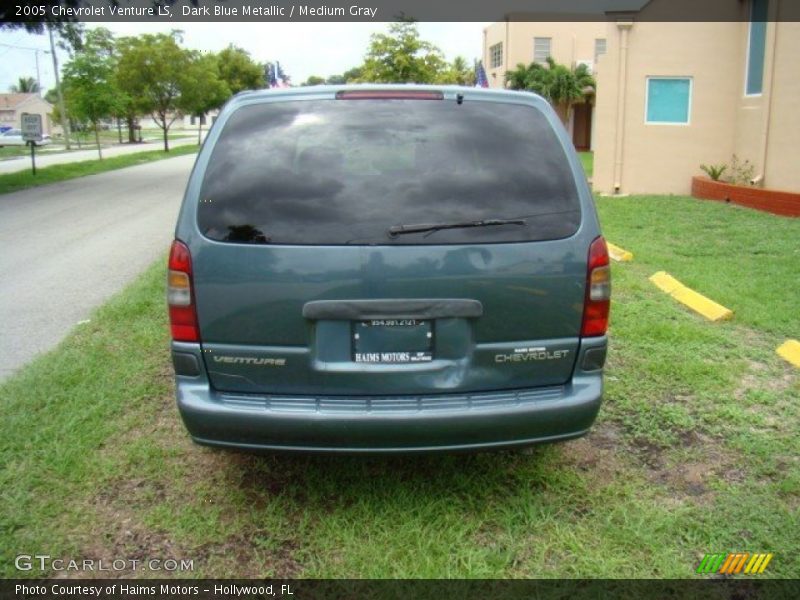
[475, 61, 489, 88]
[266, 62, 290, 88]
[276, 62, 290, 87]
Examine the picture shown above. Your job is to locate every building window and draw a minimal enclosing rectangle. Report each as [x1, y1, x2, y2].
[489, 43, 503, 69]
[534, 37, 551, 63]
[594, 38, 607, 62]
[645, 77, 692, 124]
[746, 0, 768, 95]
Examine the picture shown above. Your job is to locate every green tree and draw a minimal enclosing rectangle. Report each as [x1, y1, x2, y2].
[53, 22, 85, 56]
[301, 75, 326, 86]
[9, 77, 39, 94]
[62, 28, 121, 159]
[505, 58, 596, 123]
[116, 32, 192, 151]
[217, 45, 264, 94]
[180, 52, 230, 145]
[547, 58, 586, 112]
[111, 85, 138, 144]
[325, 66, 363, 84]
[436, 56, 474, 86]
[359, 22, 446, 83]
[108, 40, 144, 144]
[505, 61, 551, 95]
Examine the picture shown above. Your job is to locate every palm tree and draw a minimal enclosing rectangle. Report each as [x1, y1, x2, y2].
[504, 62, 550, 96]
[504, 57, 596, 124]
[573, 63, 596, 95]
[546, 58, 584, 113]
[9, 76, 40, 94]
[449, 56, 474, 86]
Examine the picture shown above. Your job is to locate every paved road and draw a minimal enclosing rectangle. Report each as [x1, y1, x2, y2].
[0, 136, 198, 174]
[0, 154, 196, 381]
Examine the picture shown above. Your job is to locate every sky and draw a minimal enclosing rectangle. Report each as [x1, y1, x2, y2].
[0, 22, 488, 94]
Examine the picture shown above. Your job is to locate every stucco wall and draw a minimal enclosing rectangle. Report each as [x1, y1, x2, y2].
[761, 20, 800, 193]
[483, 21, 606, 89]
[594, 0, 799, 195]
[593, 21, 742, 195]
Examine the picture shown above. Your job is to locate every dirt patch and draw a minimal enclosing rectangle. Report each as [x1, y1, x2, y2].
[645, 432, 745, 502]
[569, 422, 746, 505]
[560, 422, 627, 488]
[72, 450, 303, 578]
[180, 527, 302, 579]
[735, 362, 794, 400]
[71, 498, 301, 580]
[69, 380, 304, 578]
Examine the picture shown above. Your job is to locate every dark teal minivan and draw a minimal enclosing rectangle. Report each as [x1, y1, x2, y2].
[168, 85, 610, 453]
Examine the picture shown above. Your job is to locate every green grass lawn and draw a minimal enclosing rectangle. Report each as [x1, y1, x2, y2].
[0, 144, 198, 196]
[0, 194, 797, 578]
[578, 151, 593, 178]
[67, 128, 194, 146]
[598, 195, 800, 338]
[0, 146, 31, 159]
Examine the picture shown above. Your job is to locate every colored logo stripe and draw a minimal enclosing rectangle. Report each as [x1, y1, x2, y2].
[697, 553, 773, 575]
[696, 554, 726, 574]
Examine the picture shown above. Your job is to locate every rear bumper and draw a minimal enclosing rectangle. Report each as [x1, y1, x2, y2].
[173, 340, 605, 453]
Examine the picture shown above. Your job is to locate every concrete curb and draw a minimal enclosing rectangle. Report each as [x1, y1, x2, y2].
[649, 271, 733, 322]
[777, 340, 800, 368]
[607, 242, 633, 262]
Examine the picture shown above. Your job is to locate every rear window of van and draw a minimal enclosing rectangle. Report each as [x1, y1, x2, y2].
[197, 99, 581, 245]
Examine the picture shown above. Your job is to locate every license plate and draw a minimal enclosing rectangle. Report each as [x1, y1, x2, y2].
[352, 319, 433, 363]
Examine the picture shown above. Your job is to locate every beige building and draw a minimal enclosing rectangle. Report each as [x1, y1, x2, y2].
[593, 0, 800, 195]
[483, 21, 608, 150]
[0, 94, 58, 135]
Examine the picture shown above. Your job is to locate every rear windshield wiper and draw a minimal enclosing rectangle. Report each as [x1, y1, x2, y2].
[387, 218, 527, 238]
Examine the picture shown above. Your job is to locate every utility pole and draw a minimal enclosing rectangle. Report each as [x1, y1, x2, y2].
[48, 25, 71, 150]
[34, 49, 52, 98]
[34, 50, 42, 96]
[0, 43, 50, 97]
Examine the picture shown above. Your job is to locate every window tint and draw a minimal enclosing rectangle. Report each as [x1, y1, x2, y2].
[646, 78, 691, 124]
[197, 99, 580, 245]
[746, 0, 768, 95]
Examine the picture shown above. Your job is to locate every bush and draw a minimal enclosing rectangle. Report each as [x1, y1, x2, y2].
[700, 163, 726, 181]
[699, 155, 755, 186]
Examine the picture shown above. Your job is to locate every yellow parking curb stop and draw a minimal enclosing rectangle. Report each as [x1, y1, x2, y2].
[777, 340, 800, 368]
[649, 271, 733, 322]
[607, 242, 633, 262]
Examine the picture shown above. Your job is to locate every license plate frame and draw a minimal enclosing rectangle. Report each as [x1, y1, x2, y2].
[352, 319, 433, 364]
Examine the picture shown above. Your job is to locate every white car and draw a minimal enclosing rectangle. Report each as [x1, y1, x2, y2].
[0, 128, 52, 147]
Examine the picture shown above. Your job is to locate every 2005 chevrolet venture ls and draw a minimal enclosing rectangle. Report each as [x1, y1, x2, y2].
[168, 85, 610, 453]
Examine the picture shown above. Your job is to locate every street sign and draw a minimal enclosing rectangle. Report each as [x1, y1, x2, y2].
[21, 113, 43, 142]
[21, 113, 42, 175]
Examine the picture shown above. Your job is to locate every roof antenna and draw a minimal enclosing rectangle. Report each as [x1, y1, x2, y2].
[456, 93, 464, 105]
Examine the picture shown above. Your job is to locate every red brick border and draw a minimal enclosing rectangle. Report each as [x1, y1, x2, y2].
[691, 176, 800, 218]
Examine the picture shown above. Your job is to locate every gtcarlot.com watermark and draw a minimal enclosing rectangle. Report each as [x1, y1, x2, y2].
[15, 554, 194, 573]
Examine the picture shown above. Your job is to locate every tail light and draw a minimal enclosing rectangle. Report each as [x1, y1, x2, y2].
[581, 236, 611, 337]
[167, 240, 199, 342]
